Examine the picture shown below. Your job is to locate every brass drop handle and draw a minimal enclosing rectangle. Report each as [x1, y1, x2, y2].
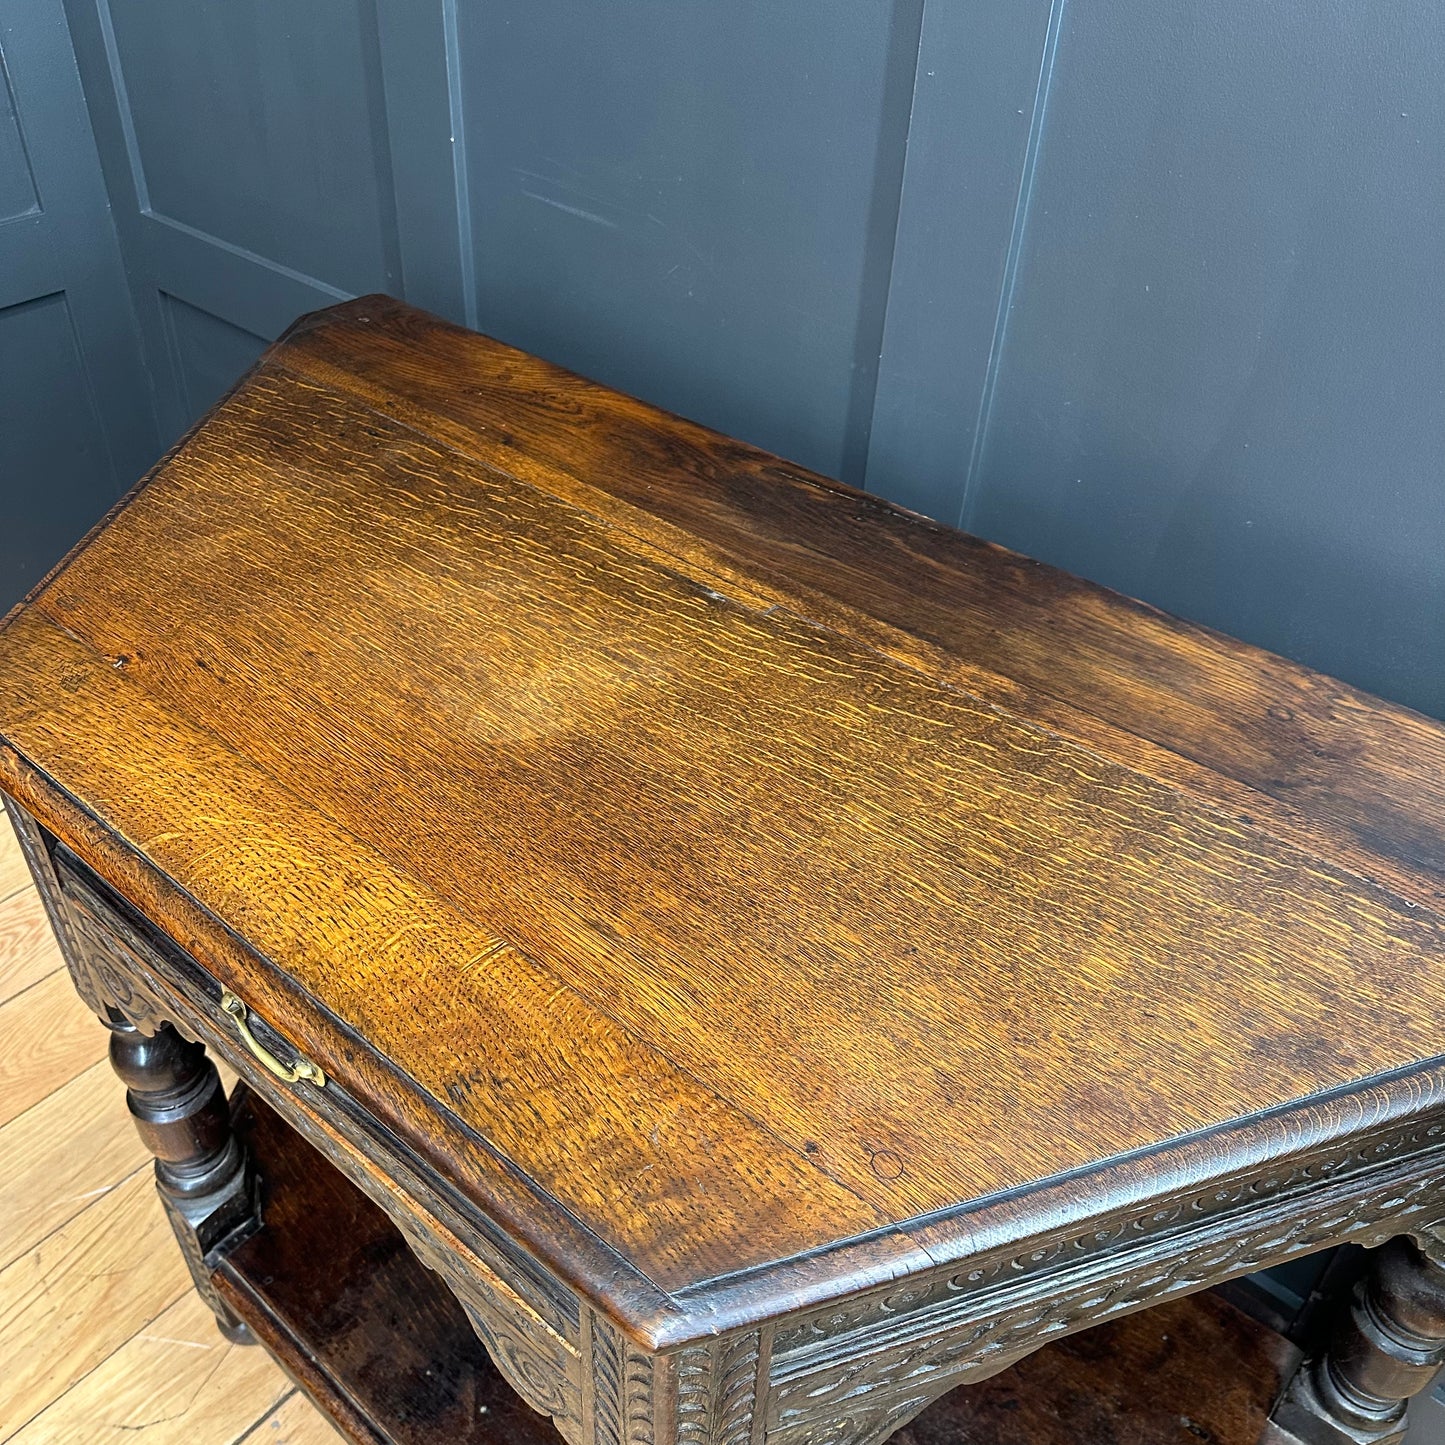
[220, 990, 326, 1088]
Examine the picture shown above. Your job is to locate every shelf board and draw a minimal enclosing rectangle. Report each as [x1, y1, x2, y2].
[213, 1086, 559, 1445]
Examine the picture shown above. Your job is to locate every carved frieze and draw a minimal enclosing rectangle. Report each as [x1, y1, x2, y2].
[778, 1120, 1445, 1356]
[766, 1150, 1445, 1445]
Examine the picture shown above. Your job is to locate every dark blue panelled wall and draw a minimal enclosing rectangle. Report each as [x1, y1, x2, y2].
[5, 0, 1444, 721]
[0, 0, 155, 602]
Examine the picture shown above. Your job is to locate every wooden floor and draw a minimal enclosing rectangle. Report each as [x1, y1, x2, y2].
[0, 811, 344, 1444]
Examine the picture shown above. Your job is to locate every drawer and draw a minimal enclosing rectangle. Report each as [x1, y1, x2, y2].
[47, 835, 581, 1350]
[56, 843, 328, 1088]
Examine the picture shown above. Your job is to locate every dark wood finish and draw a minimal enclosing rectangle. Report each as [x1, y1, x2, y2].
[903, 1290, 1299, 1445]
[216, 1085, 558, 1445]
[106, 1016, 259, 1342]
[217, 1079, 1300, 1445]
[1271, 1237, 1445, 1444]
[6, 296, 1445, 1445]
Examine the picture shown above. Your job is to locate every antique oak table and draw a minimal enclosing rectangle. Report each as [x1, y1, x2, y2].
[5, 298, 1445, 1445]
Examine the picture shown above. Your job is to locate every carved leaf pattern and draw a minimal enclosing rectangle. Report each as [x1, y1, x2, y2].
[590, 1313, 626, 1445]
[676, 1346, 714, 1445]
[767, 1399, 936, 1445]
[715, 1332, 762, 1445]
[624, 1343, 656, 1445]
[587, 1312, 657, 1445]
[677, 1332, 763, 1445]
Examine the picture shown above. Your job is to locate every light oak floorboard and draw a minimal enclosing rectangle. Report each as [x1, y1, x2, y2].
[240, 1393, 346, 1445]
[0, 885, 62, 1006]
[0, 1058, 146, 1271]
[0, 810, 31, 903]
[0, 819, 304, 1442]
[8, 1289, 294, 1444]
[0, 1165, 192, 1437]
[0, 966, 107, 1128]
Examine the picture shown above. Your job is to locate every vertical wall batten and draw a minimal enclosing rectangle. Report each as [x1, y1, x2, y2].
[836, 0, 926, 491]
[957, 0, 1067, 531]
[859, 0, 1061, 523]
[441, 0, 478, 331]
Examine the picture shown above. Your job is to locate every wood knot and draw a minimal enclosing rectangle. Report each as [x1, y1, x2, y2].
[868, 1147, 904, 1181]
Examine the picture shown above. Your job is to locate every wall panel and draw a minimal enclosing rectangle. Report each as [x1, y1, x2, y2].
[0, 293, 118, 597]
[863, 0, 1060, 521]
[0, 65, 41, 222]
[99, 0, 400, 297]
[64, 0, 405, 436]
[871, 0, 1445, 718]
[157, 291, 268, 422]
[0, 0, 156, 614]
[455, 0, 923, 482]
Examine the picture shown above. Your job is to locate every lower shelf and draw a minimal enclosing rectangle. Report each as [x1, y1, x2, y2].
[212, 1087, 1299, 1445]
[213, 1086, 558, 1445]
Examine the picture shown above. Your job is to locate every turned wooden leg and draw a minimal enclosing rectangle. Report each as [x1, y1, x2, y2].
[1270, 1235, 1445, 1444]
[108, 1018, 261, 1342]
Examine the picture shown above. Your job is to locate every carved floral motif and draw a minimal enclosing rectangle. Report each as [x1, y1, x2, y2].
[70, 914, 171, 1034]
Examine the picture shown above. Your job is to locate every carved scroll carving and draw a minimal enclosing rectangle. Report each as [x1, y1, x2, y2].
[394, 1212, 586, 1443]
[766, 1152, 1445, 1445]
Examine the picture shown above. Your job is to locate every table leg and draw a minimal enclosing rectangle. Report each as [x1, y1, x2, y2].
[1270, 1235, 1445, 1444]
[107, 1017, 260, 1342]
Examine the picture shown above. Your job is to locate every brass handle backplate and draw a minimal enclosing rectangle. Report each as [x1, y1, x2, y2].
[220, 990, 326, 1088]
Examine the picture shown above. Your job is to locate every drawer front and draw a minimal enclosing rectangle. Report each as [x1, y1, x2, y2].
[49, 841, 583, 1362]
[59, 853, 330, 1091]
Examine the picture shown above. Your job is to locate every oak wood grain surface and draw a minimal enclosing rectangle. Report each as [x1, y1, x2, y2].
[283, 299, 1445, 917]
[4, 297, 1445, 1341]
